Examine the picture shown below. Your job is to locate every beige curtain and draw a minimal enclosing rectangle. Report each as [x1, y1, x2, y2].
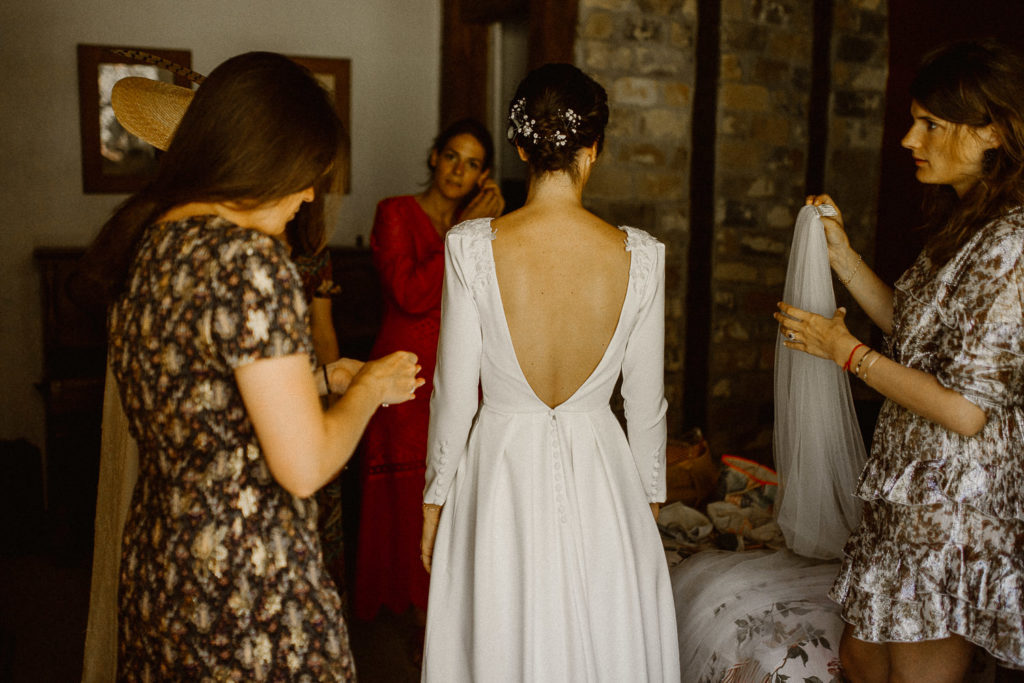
[81, 363, 138, 682]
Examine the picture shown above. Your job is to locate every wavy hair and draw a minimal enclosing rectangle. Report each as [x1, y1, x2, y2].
[912, 40, 1024, 265]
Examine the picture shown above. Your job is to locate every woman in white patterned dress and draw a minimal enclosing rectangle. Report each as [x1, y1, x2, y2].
[418, 63, 680, 682]
[776, 40, 1024, 681]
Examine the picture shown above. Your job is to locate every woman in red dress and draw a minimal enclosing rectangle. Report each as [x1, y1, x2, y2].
[354, 119, 504, 625]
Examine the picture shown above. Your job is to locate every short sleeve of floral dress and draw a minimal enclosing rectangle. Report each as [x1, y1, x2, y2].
[108, 215, 356, 682]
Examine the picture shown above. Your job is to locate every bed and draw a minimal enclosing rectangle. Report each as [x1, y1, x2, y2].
[659, 452, 996, 683]
[658, 451, 846, 683]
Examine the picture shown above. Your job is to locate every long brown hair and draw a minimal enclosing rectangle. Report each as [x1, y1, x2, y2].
[75, 51, 343, 305]
[912, 40, 1024, 265]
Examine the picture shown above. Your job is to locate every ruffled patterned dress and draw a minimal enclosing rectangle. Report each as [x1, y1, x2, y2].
[108, 216, 355, 681]
[830, 207, 1024, 668]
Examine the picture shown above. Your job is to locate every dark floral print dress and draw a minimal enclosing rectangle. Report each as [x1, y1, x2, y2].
[830, 207, 1024, 669]
[108, 216, 355, 681]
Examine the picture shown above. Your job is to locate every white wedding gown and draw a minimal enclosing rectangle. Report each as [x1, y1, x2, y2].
[421, 219, 680, 682]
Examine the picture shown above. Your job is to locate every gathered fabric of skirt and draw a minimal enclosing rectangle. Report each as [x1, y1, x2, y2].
[832, 499, 1024, 664]
[421, 220, 679, 682]
[830, 208, 1024, 669]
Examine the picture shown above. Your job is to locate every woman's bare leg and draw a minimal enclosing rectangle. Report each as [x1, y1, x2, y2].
[839, 624, 977, 683]
[888, 634, 976, 683]
[840, 624, 890, 682]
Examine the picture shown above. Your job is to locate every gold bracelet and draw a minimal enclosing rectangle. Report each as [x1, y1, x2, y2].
[862, 351, 881, 382]
[852, 348, 872, 378]
[839, 253, 863, 287]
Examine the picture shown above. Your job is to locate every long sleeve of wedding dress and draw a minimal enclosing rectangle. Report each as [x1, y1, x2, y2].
[423, 226, 485, 506]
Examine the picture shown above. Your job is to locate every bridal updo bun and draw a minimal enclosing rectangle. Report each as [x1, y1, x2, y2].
[506, 63, 609, 180]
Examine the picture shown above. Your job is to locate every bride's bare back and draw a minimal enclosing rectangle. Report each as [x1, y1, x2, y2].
[491, 205, 630, 408]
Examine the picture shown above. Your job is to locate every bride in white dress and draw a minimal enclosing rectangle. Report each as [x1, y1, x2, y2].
[419, 63, 680, 682]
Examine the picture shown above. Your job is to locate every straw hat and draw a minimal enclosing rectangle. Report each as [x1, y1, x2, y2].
[108, 49, 205, 151]
[111, 78, 194, 151]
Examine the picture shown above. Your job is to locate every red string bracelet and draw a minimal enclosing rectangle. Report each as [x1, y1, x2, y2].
[842, 343, 865, 372]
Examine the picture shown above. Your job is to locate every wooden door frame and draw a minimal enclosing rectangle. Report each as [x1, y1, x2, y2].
[440, 0, 579, 127]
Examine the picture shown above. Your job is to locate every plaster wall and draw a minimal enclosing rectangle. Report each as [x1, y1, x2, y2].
[0, 0, 443, 448]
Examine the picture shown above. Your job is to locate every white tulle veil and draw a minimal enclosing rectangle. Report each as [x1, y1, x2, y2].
[772, 204, 866, 559]
[671, 207, 864, 678]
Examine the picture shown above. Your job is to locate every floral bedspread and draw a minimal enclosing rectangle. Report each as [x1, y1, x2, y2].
[670, 548, 843, 683]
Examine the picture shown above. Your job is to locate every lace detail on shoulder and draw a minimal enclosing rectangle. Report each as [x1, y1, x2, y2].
[447, 218, 496, 297]
[620, 225, 660, 300]
[448, 218, 497, 241]
[621, 224, 659, 251]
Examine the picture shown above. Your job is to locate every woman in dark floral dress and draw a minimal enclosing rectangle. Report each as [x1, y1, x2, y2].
[79, 52, 423, 681]
[776, 40, 1024, 680]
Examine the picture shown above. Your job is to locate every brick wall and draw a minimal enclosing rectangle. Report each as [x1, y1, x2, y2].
[576, 0, 697, 437]
[575, 0, 888, 463]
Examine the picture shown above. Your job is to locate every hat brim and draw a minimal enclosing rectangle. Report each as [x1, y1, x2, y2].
[111, 77, 194, 151]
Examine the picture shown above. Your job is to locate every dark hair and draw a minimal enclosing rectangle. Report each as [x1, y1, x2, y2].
[911, 39, 1024, 265]
[76, 51, 343, 305]
[507, 63, 608, 182]
[427, 117, 495, 177]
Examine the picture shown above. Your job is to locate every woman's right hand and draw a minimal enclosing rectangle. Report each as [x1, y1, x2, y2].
[352, 351, 424, 407]
[326, 357, 364, 395]
[462, 172, 505, 220]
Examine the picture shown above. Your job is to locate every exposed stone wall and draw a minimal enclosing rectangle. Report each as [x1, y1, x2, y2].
[709, 0, 817, 459]
[573, 0, 887, 461]
[576, 0, 698, 438]
[825, 0, 888, 317]
[708, 0, 888, 461]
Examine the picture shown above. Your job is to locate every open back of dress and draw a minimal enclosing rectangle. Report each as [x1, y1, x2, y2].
[492, 224, 629, 408]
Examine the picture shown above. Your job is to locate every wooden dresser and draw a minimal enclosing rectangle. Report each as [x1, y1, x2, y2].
[34, 248, 108, 557]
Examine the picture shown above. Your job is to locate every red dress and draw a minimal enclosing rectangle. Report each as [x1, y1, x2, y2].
[354, 195, 444, 619]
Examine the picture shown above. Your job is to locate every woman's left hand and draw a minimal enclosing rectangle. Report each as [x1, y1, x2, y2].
[774, 301, 858, 367]
[326, 357, 364, 395]
[461, 173, 505, 220]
